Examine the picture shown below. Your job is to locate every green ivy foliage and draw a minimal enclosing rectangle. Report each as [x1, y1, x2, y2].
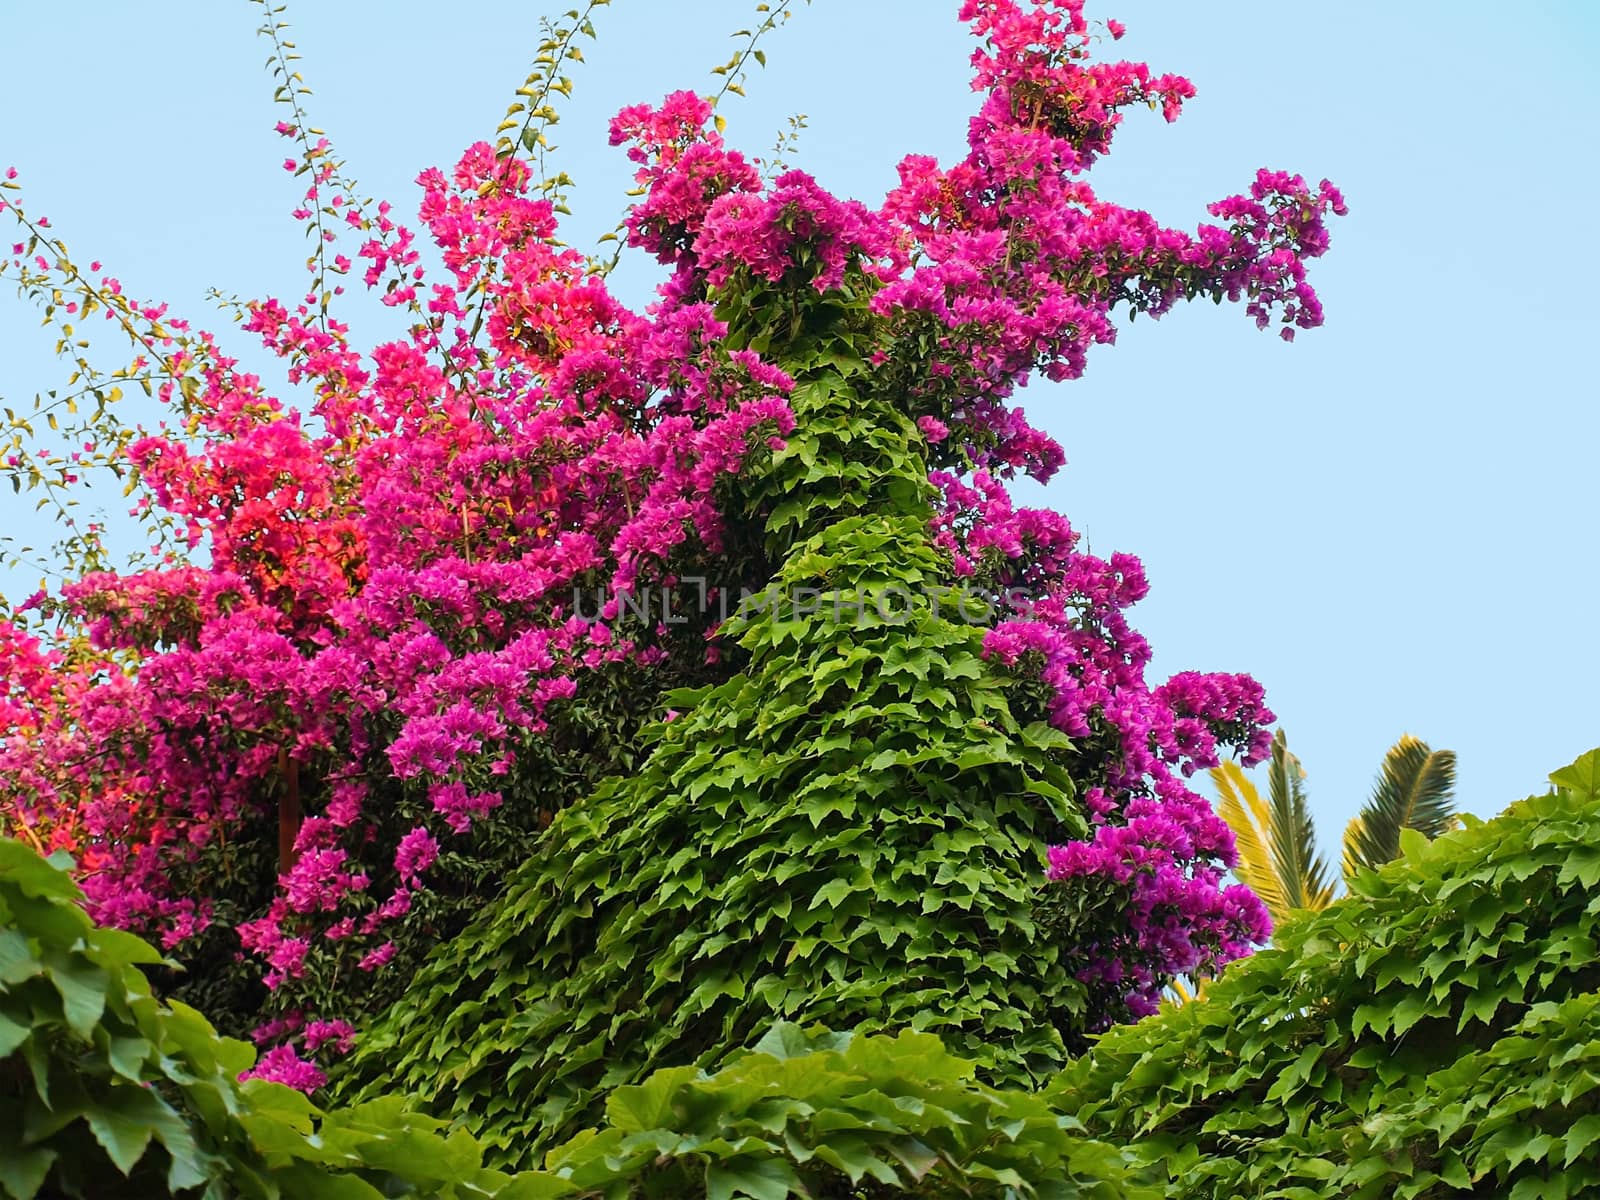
[0, 837, 556, 1199]
[341, 279, 1089, 1163]
[539, 1021, 1153, 1199]
[1, 837, 1149, 1199]
[1064, 749, 1600, 1199]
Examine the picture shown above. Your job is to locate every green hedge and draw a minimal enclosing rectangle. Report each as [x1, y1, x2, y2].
[1064, 749, 1600, 1199]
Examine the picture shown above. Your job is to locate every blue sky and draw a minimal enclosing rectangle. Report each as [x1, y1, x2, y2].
[3, 1, 1597, 853]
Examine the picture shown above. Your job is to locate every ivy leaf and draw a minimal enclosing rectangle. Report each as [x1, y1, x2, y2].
[87, 928, 165, 969]
[105, 1036, 152, 1082]
[1551, 749, 1600, 801]
[0, 1128, 54, 1200]
[1566, 1114, 1600, 1167]
[285, 1174, 387, 1199]
[85, 1093, 157, 1175]
[604, 1066, 700, 1133]
[706, 1157, 802, 1200]
[0, 840, 82, 901]
[810, 879, 852, 909]
[0, 1007, 30, 1057]
[0, 929, 39, 986]
[43, 951, 106, 1038]
[1397, 826, 1430, 862]
[496, 1175, 582, 1199]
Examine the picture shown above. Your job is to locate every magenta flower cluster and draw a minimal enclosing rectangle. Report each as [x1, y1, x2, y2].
[932, 467, 1273, 1013]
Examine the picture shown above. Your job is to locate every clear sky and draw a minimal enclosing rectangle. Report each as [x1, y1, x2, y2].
[3, 1, 1597, 853]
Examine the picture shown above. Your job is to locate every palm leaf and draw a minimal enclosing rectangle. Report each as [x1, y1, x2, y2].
[1342, 735, 1457, 880]
[1209, 731, 1334, 924]
[1163, 974, 1210, 1008]
[1209, 759, 1284, 918]
[1265, 730, 1335, 913]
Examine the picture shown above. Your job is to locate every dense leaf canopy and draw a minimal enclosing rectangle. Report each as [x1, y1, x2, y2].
[11, 748, 1598, 1197]
[0, 836, 1148, 1198]
[1068, 749, 1600, 1199]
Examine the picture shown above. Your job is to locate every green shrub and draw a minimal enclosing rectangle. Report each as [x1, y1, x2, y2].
[1065, 750, 1600, 1199]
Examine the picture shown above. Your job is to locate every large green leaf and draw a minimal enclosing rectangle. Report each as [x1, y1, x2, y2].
[707, 1157, 804, 1200]
[0, 1126, 55, 1200]
[1550, 747, 1600, 801]
[85, 1089, 168, 1176]
[43, 950, 107, 1038]
[0, 1007, 30, 1057]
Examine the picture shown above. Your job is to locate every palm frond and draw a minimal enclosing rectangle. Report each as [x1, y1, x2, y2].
[1341, 815, 1369, 882]
[1265, 730, 1336, 913]
[1209, 759, 1284, 917]
[1210, 732, 1334, 923]
[1163, 974, 1207, 1008]
[1342, 735, 1458, 880]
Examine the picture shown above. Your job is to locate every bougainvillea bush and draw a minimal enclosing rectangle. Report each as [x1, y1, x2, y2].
[0, 0, 1343, 1102]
